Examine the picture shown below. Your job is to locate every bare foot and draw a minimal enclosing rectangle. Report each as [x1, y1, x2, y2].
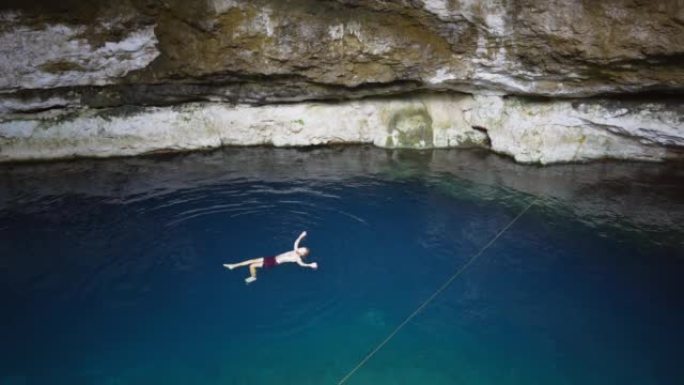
[223, 264, 235, 270]
[245, 276, 257, 284]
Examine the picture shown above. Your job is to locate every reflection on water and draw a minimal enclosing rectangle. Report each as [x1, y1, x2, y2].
[2, 146, 682, 240]
[0, 146, 682, 385]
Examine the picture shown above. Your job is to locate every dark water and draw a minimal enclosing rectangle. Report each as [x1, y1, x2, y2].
[0, 147, 682, 385]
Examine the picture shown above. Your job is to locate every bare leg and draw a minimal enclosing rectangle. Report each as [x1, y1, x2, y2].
[224, 257, 263, 270]
[245, 263, 260, 284]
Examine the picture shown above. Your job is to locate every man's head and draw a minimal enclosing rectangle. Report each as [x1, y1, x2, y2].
[297, 247, 310, 257]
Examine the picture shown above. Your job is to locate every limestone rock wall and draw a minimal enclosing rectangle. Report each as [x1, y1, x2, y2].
[0, 0, 682, 163]
[1, 94, 679, 164]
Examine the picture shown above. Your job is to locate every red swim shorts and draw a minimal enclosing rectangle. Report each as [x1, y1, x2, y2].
[262, 256, 278, 268]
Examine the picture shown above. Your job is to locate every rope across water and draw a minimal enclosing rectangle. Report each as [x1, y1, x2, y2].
[337, 199, 538, 385]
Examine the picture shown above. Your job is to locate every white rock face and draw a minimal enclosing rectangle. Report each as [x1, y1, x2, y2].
[209, 0, 242, 14]
[0, 17, 159, 91]
[469, 96, 678, 164]
[0, 95, 469, 160]
[1, 95, 680, 164]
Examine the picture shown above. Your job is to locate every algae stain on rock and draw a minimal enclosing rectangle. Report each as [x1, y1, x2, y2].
[385, 107, 434, 149]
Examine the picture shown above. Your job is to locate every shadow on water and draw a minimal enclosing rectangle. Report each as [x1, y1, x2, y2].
[2, 146, 682, 243]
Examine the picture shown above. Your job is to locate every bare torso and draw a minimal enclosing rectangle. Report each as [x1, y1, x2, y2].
[274, 250, 302, 264]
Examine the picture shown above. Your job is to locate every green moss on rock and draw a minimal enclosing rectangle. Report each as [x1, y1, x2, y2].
[386, 107, 434, 149]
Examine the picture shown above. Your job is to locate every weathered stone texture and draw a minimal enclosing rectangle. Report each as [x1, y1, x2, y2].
[0, 0, 682, 163]
[2, 0, 683, 97]
[1, 94, 679, 164]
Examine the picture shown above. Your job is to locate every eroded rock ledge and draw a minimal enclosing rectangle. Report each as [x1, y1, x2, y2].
[1, 94, 681, 164]
[0, 0, 682, 164]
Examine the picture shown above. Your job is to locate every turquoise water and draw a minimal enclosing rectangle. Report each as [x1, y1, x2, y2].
[1, 147, 682, 385]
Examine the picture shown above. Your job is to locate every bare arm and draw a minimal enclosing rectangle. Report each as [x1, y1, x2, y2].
[293, 231, 307, 250]
[297, 259, 318, 269]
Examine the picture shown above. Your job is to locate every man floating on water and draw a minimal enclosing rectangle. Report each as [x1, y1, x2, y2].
[223, 231, 318, 284]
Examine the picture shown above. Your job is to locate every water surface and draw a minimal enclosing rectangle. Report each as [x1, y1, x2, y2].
[1, 147, 682, 385]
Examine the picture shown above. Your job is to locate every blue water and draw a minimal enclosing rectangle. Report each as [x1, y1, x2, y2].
[1, 147, 682, 385]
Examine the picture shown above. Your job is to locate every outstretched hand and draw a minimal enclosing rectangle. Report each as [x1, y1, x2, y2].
[301, 231, 307, 237]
